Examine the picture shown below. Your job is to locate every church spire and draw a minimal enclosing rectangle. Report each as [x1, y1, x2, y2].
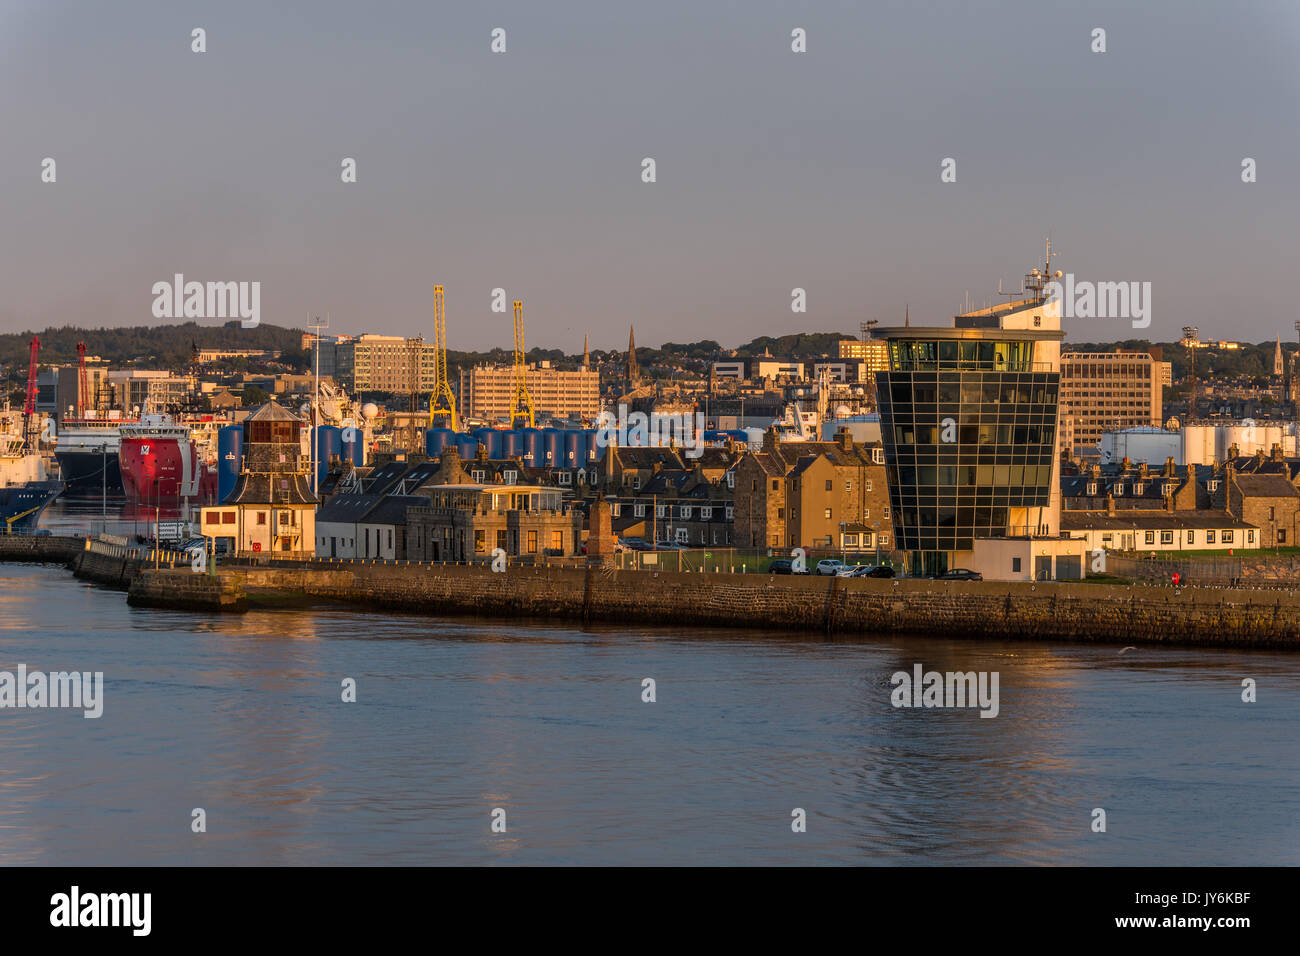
[583, 333, 590, 370]
[626, 325, 639, 382]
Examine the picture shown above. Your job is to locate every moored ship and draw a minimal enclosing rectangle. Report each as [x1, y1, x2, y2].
[118, 413, 219, 505]
[54, 413, 129, 495]
[0, 432, 63, 533]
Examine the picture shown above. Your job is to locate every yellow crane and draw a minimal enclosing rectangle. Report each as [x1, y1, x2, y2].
[427, 284, 459, 431]
[509, 299, 535, 428]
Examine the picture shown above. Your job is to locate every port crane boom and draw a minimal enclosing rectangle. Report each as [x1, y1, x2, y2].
[509, 300, 535, 429]
[427, 284, 458, 431]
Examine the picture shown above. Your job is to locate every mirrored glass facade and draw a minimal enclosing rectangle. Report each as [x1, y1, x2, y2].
[876, 338, 1059, 552]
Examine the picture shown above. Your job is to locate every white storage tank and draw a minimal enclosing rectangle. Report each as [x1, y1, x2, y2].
[1099, 428, 1181, 465]
[1181, 425, 1215, 466]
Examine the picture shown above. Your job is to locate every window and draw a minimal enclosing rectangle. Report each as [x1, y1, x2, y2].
[475, 530, 486, 552]
[496, 529, 507, 551]
[702, 507, 712, 519]
[577, 470, 585, 485]
[257, 512, 267, 525]
[611, 503, 621, 517]
[551, 531, 563, 551]
[1114, 485, 1123, 497]
[777, 508, 785, 519]
[1145, 531, 1155, 545]
[1222, 531, 1234, 544]
[1134, 483, 1144, 495]
[1248, 530, 1256, 544]
[1012, 557, 1021, 572]
[1269, 506, 1276, 520]
[872, 448, 884, 465]
[824, 508, 832, 519]
[725, 507, 734, 519]
[632, 476, 641, 489]
[866, 480, 873, 492]
[675, 528, 689, 544]
[203, 512, 217, 525]
[825, 480, 833, 492]
[504, 470, 517, 484]
[1086, 483, 1097, 496]
[1161, 531, 1173, 545]
[1208, 480, 1219, 492]
[222, 512, 235, 524]
[845, 481, 852, 491]
[634, 504, 645, 517]
[471, 470, 485, 483]
[726, 473, 734, 489]
[681, 506, 692, 519]
[559, 472, 572, 485]
[1279, 529, 1286, 543]
[527, 531, 538, 553]
[1186, 531, 1194, 545]
[656, 505, 666, 517]
[880, 534, 889, 546]
[772, 479, 779, 491]
[1207, 531, 1215, 544]
[883, 507, 890, 519]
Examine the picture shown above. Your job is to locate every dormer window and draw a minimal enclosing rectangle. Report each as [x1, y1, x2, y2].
[1086, 482, 1097, 496]
[471, 470, 485, 483]
[872, 448, 885, 465]
[1134, 483, 1144, 495]
[1208, 480, 1220, 492]
[1114, 485, 1123, 496]
[503, 470, 517, 484]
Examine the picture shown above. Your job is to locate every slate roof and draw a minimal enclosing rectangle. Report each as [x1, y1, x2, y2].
[244, 400, 301, 423]
[1060, 512, 1256, 531]
[361, 495, 426, 526]
[316, 493, 384, 524]
[1232, 474, 1300, 498]
[224, 472, 317, 506]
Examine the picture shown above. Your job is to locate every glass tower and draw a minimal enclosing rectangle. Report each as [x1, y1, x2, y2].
[872, 297, 1064, 578]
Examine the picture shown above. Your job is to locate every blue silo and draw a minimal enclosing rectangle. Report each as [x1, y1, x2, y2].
[518, 427, 541, 466]
[563, 430, 582, 467]
[343, 427, 366, 466]
[542, 428, 563, 467]
[217, 425, 243, 503]
[500, 429, 521, 459]
[313, 425, 342, 487]
[456, 434, 479, 459]
[425, 427, 453, 460]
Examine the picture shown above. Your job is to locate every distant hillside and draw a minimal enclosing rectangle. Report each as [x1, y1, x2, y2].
[0, 322, 304, 373]
[734, 332, 855, 359]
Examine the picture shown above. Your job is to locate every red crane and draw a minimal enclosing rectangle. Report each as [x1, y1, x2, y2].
[76, 341, 89, 418]
[22, 335, 40, 446]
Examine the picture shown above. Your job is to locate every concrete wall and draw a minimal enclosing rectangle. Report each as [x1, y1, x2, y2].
[225, 560, 1300, 648]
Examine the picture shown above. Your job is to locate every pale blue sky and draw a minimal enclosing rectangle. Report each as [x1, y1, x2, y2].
[2, 0, 1297, 351]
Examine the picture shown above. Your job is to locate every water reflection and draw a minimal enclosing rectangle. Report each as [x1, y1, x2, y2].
[0, 562, 1295, 865]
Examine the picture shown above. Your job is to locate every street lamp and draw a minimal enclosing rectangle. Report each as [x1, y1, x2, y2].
[153, 476, 161, 570]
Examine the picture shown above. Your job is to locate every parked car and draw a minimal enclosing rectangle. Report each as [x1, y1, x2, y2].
[938, 568, 983, 581]
[769, 558, 809, 575]
[619, 537, 653, 551]
[840, 564, 895, 578]
[815, 558, 845, 576]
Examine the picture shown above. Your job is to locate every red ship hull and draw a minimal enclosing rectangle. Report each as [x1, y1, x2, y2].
[119, 436, 217, 504]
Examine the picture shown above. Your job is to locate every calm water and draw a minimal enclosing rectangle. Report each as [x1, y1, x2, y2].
[5, 501, 1300, 864]
[1, 559, 1297, 866]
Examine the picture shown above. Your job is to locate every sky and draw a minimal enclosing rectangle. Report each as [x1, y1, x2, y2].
[1, 0, 1298, 353]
